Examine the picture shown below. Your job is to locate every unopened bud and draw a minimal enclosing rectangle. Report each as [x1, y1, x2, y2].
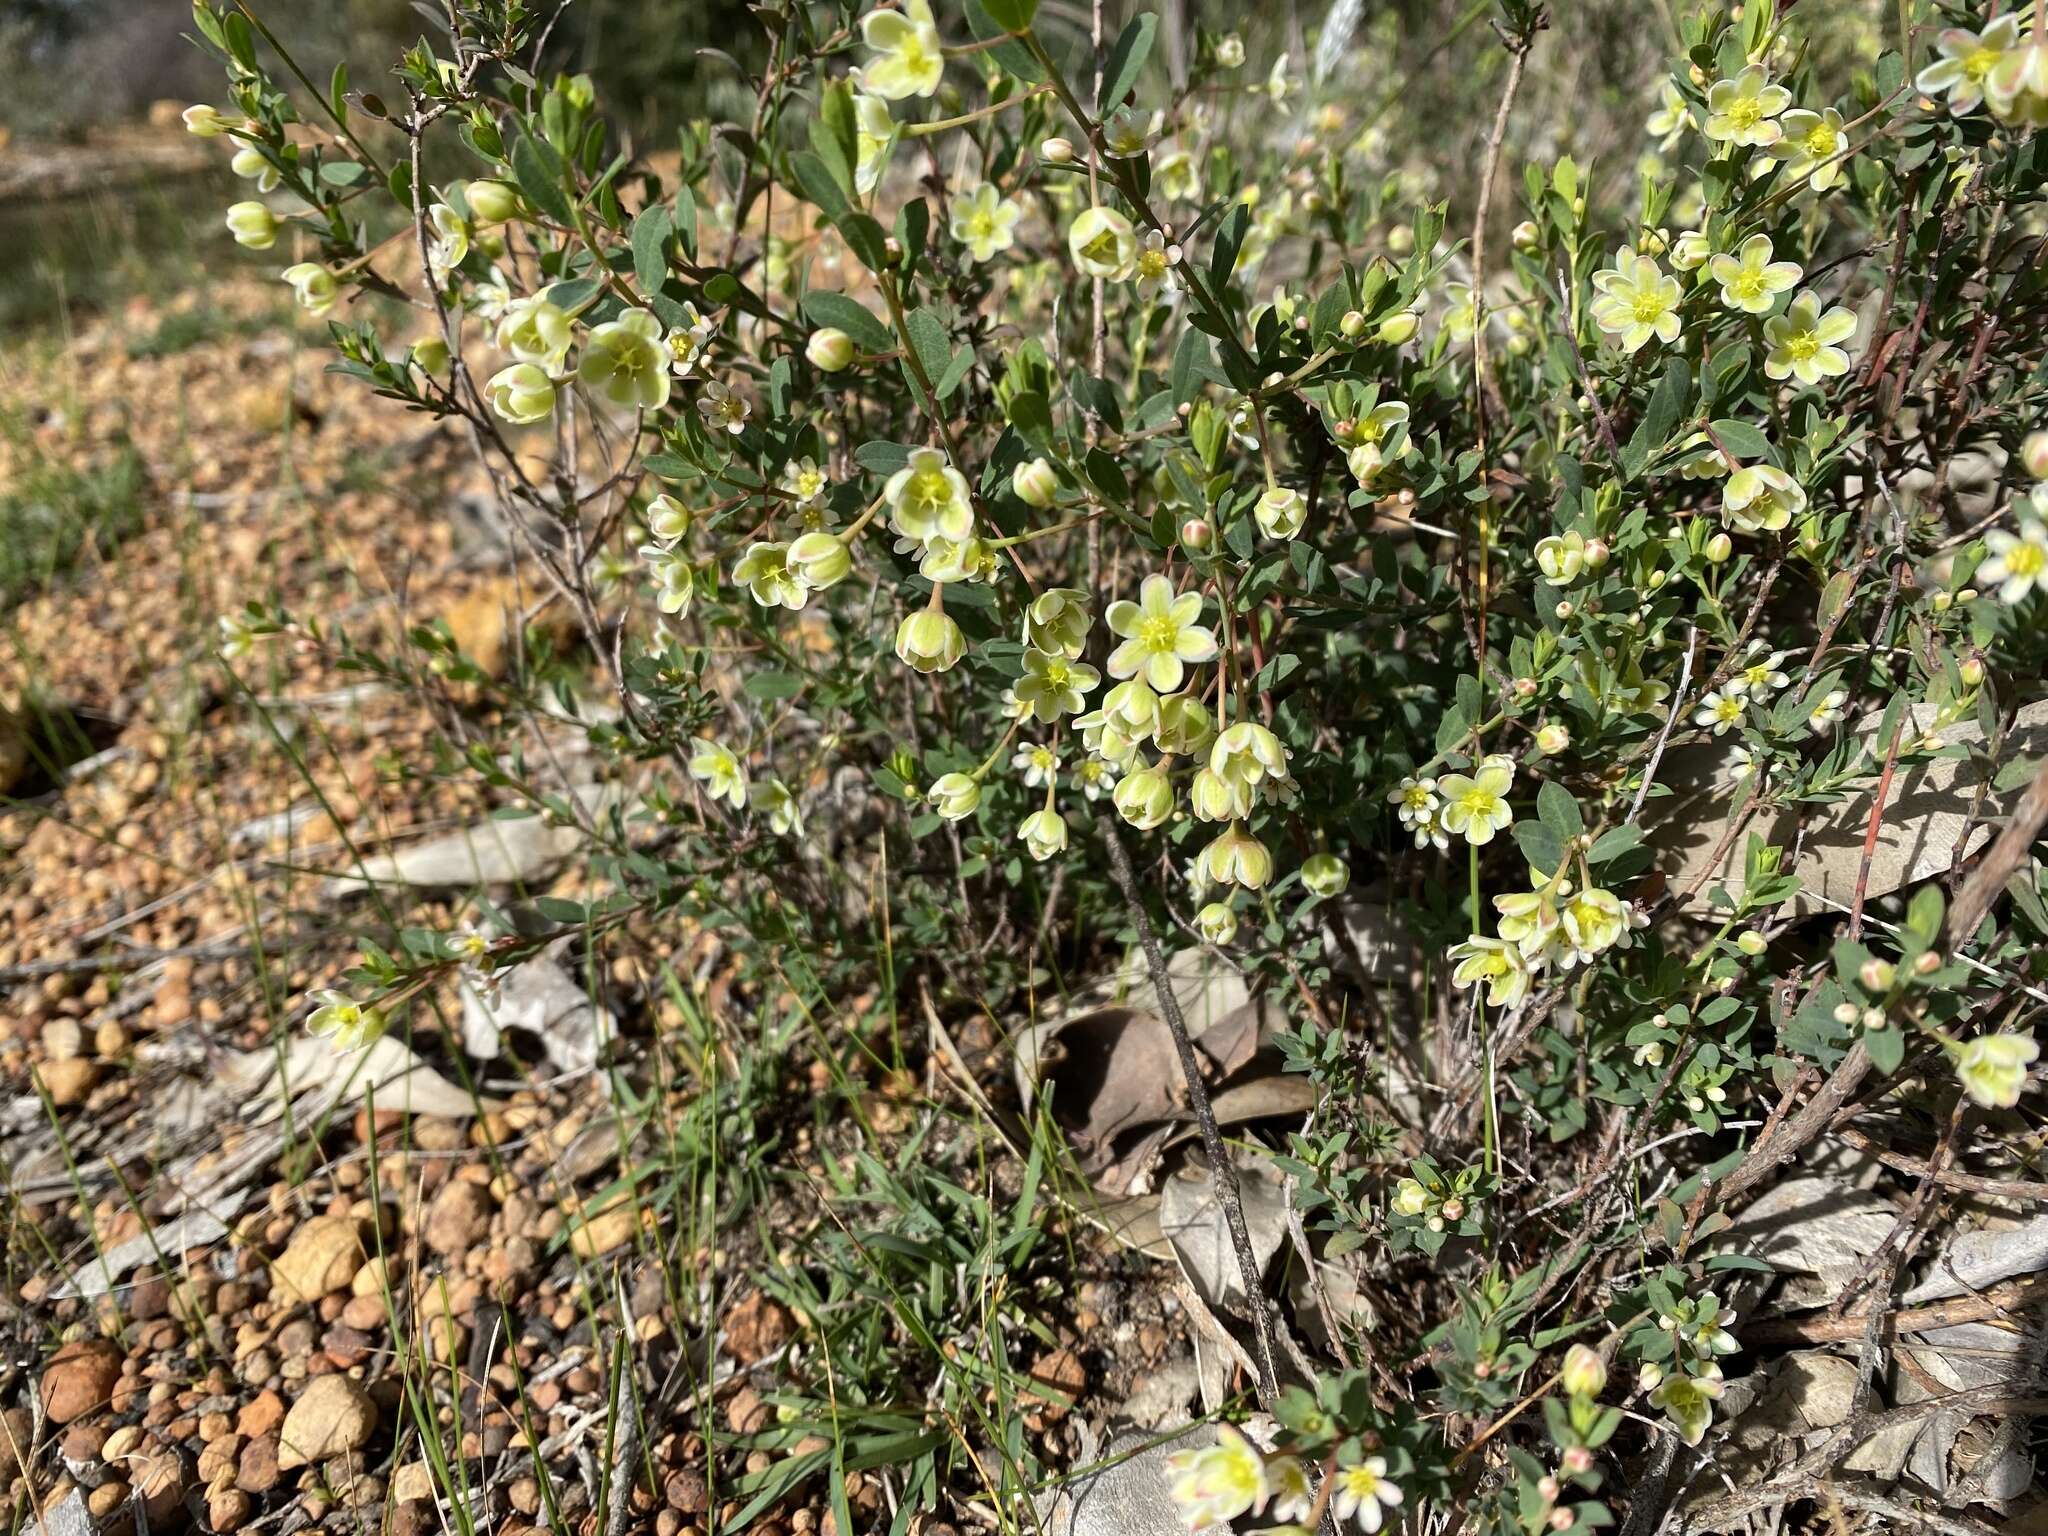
[1735, 930, 1766, 955]
[1511, 219, 1540, 252]
[1550, 1506, 1576, 1530]
[1562, 1446, 1594, 1476]
[2021, 430, 2048, 481]
[1561, 1344, 1607, 1399]
[1340, 309, 1367, 339]
[1914, 949, 1941, 975]
[1513, 676, 1539, 698]
[1832, 1001, 1861, 1026]
[1041, 136, 1076, 164]
[1860, 958, 1896, 993]
[1180, 517, 1213, 551]
[1011, 457, 1059, 509]
[467, 178, 521, 224]
[1377, 310, 1419, 346]
[1959, 657, 1984, 686]
[1537, 1476, 1562, 1503]
[1705, 532, 1733, 564]
[1440, 1197, 1464, 1221]
[806, 327, 855, 372]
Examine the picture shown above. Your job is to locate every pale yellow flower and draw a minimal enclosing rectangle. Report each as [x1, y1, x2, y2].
[1763, 290, 1856, 385]
[1708, 234, 1801, 314]
[1106, 574, 1217, 692]
[858, 0, 943, 100]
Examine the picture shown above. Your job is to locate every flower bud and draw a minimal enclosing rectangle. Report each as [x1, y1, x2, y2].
[1255, 485, 1306, 540]
[1549, 1506, 1576, 1530]
[1637, 1363, 1665, 1393]
[411, 336, 450, 375]
[1554, 601, 1574, 620]
[1704, 532, 1733, 564]
[1862, 1006, 1886, 1031]
[1537, 1477, 1562, 1503]
[1012, 457, 1059, 509]
[225, 200, 279, 250]
[1959, 657, 1984, 686]
[1196, 902, 1238, 945]
[1511, 219, 1540, 252]
[1583, 538, 1610, 570]
[788, 531, 852, 589]
[1301, 852, 1349, 898]
[486, 362, 556, 424]
[1377, 310, 1419, 346]
[2022, 430, 2048, 482]
[1180, 517, 1213, 552]
[1860, 958, 1896, 993]
[1735, 929, 1767, 956]
[1440, 1197, 1465, 1221]
[1562, 1446, 1595, 1475]
[1339, 309, 1367, 339]
[1534, 722, 1570, 755]
[1561, 1344, 1607, 1399]
[1040, 136, 1076, 164]
[806, 327, 856, 372]
[894, 609, 966, 673]
[1386, 226, 1414, 256]
[467, 178, 521, 224]
[281, 262, 339, 317]
[928, 772, 982, 821]
[1833, 1001, 1862, 1026]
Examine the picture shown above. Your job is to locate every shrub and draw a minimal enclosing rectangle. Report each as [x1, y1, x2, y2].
[191, 0, 2048, 1528]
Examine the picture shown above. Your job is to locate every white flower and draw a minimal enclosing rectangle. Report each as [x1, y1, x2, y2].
[1023, 587, 1090, 658]
[1771, 108, 1850, 192]
[184, 103, 234, 136]
[1014, 649, 1100, 723]
[1703, 65, 1790, 147]
[697, 380, 751, 435]
[426, 202, 470, 284]
[1721, 464, 1806, 535]
[949, 182, 1023, 263]
[1100, 105, 1161, 157]
[732, 542, 808, 610]
[1436, 761, 1514, 846]
[886, 447, 975, 545]
[1763, 290, 1856, 386]
[230, 146, 280, 193]
[1985, 29, 2048, 126]
[640, 543, 695, 614]
[750, 778, 804, 837]
[1954, 1033, 2038, 1108]
[788, 531, 851, 590]
[579, 308, 671, 410]
[1727, 641, 1792, 697]
[689, 738, 749, 809]
[1214, 34, 1244, 69]
[1708, 234, 1801, 315]
[1806, 687, 1848, 735]
[307, 990, 385, 1051]
[281, 262, 339, 317]
[1331, 1456, 1404, 1534]
[1131, 229, 1182, 298]
[1694, 689, 1745, 736]
[1916, 15, 2021, 116]
[486, 363, 557, 424]
[1646, 79, 1690, 150]
[1068, 205, 1138, 281]
[1536, 531, 1589, 586]
[859, 0, 943, 100]
[1590, 248, 1682, 353]
[1210, 722, 1291, 806]
[1018, 807, 1069, 862]
[1980, 515, 2048, 605]
[1012, 742, 1060, 789]
[1387, 775, 1440, 829]
[854, 93, 895, 196]
[1112, 761, 1173, 828]
[1449, 935, 1532, 1008]
[1105, 575, 1217, 693]
[780, 455, 831, 507]
[1301, 852, 1349, 898]
[664, 302, 716, 378]
[1163, 1425, 1268, 1531]
[1012, 458, 1060, 510]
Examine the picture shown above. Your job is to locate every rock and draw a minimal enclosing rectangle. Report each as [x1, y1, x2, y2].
[40, 1339, 123, 1425]
[460, 946, 610, 1076]
[235, 1392, 284, 1440]
[350, 1256, 394, 1298]
[323, 784, 624, 895]
[276, 1376, 376, 1471]
[423, 1181, 494, 1256]
[662, 1469, 709, 1515]
[724, 1386, 771, 1436]
[87, 1482, 129, 1519]
[339, 1295, 383, 1331]
[2, 1405, 35, 1477]
[1041, 1427, 1234, 1536]
[1025, 1347, 1087, 1426]
[234, 1436, 280, 1494]
[42, 1018, 84, 1061]
[40, 1058, 99, 1107]
[207, 1487, 253, 1532]
[272, 1216, 366, 1305]
[721, 1291, 795, 1365]
[128, 1436, 190, 1525]
[566, 1200, 639, 1258]
[389, 1462, 435, 1504]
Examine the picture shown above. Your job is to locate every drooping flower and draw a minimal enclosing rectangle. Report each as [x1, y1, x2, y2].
[1198, 823, 1274, 889]
[1210, 722, 1291, 806]
[750, 778, 804, 837]
[281, 262, 339, 317]
[1702, 65, 1791, 147]
[1806, 688, 1848, 735]
[858, 0, 944, 100]
[497, 296, 575, 372]
[579, 308, 671, 411]
[230, 145, 281, 193]
[426, 202, 470, 284]
[1954, 1033, 2039, 1108]
[1024, 588, 1091, 657]
[1916, 15, 2021, 116]
[1255, 485, 1306, 540]
[225, 201, 278, 250]
[788, 531, 852, 590]
[1708, 234, 1802, 315]
[1301, 852, 1350, 898]
[928, 772, 982, 821]
[1014, 649, 1100, 723]
[1106, 575, 1217, 693]
[688, 738, 749, 809]
[1650, 1368, 1727, 1447]
[640, 544, 695, 615]
[886, 447, 975, 546]
[1196, 902, 1238, 944]
[1763, 290, 1856, 385]
[949, 182, 1023, 263]
[895, 607, 967, 673]
[1448, 935, 1532, 1008]
[1590, 248, 1683, 353]
[1113, 760, 1174, 829]
[1100, 104, 1161, 157]
[486, 363, 557, 424]
[1018, 806, 1070, 862]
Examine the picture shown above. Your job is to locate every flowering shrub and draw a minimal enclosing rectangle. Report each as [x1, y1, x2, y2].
[195, 0, 2048, 1527]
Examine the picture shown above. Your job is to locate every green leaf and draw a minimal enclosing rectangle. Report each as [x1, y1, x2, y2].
[744, 670, 805, 701]
[1864, 1024, 1905, 1074]
[790, 149, 852, 223]
[1708, 418, 1771, 461]
[813, 80, 860, 204]
[904, 307, 951, 387]
[935, 345, 976, 400]
[1587, 823, 1643, 864]
[511, 132, 574, 226]
[1537, 781, 1584, 842]
[630, 204, 671, 295]
[319, 159, 369, 187]
[1622, 356, 1692, 481]
[854, 440, 917, 475]
[1096, 14, 1158, 114]
[838, 212, 889, 272]
[1515, 820, 1566, 879]
[1170, 327, 1213, 406]
[801, 291, 893, 351]
[979, 0, 1038, 29]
